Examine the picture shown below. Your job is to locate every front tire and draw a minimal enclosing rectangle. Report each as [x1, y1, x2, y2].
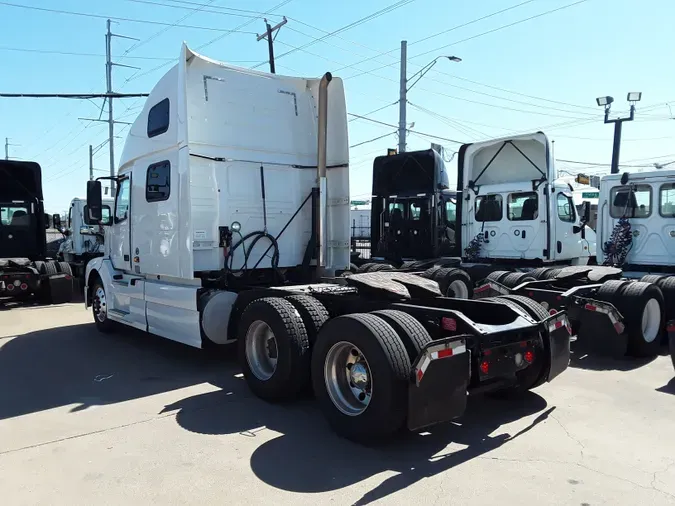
[91, 281, 116, 333]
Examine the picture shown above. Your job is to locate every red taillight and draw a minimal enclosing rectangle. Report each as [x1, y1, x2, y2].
[585, 303, 597, 311]
[667, 322, 675, 333]
[520, 341, 528, 348]
[437, 348, 453, 359]
[549, 308, 558, 315]
[20, 283, 27, 290]
[483, 348, 492, 356]
[528, 292, 534, 297]
[441, 317, 457, 331]
[524, 350, 534, 363]
[6, 284, 14, 291]
[480, 360, 489, 375]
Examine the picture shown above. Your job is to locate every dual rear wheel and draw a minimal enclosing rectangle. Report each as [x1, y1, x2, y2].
[237, 296, 433, 442]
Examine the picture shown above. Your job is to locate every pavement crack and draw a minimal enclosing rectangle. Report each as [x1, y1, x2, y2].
[550, 414, 585, 459]
[0, 412, 177, 457]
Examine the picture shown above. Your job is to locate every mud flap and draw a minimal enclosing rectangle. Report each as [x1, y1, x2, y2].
[573, 300, 628, 357]
[407, 336, 470, 432]
[543, 313, 571, 382]
[41, 273, 74, 304]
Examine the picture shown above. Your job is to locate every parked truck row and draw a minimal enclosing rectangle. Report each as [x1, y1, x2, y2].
[352, 137, 675, 361]
[9, 43, 674, 441]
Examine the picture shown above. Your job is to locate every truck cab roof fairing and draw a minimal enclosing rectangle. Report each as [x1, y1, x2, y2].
[457, 132, 552, 192]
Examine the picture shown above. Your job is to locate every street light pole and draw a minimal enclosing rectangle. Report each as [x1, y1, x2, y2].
[597, 93, 641, 174]
[397, 44, 461, 154]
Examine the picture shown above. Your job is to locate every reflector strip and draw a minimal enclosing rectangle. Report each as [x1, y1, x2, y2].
[415, 340, 466, 386]
[584, 300, 624, 334]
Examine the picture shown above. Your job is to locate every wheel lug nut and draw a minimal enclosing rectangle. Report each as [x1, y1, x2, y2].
[346, 363, 353, 369]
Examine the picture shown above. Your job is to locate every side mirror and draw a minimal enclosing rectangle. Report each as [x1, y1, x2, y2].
[86, 180, 103, 223]
[52, 213, 61, 230]
[44, 213, 50, 229]
[580, 201, 591, 224]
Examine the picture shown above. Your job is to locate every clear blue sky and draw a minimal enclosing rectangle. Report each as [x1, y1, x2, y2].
[1, 0, 674, 213]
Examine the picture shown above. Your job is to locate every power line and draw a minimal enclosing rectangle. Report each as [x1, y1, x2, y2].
[332, 0, 537, 75]
[344, 0, 590, 79]
[0, 93, 149, 98]
[251, 0, 418, 70]
[348, 102, 399, 122]
[125, 0, 294, 83]
[347, 113, 462, 143]
[123, 0, 262, 19]
[350, 131, 396, 149]
[0, 2, 259, 33]
[0, 46, 179, 61]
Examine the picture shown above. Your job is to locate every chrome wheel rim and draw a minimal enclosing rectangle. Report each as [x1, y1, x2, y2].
[93, 287, 107, 323]
[641, 298, 661, 343]
[245, 320, 278, 381]
[324, 342, 372, 416]
[448, 279, 469, 299]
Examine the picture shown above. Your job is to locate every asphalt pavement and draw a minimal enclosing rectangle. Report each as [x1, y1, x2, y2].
[1, 301, 674, 505]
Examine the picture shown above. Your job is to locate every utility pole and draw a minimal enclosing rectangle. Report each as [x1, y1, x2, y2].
[105, 20, 140, 192]
[4, 137, 8, 160]
[256, 17, 287, 74]
[398, 40, 407, 154]
[89, 145, 94, 181]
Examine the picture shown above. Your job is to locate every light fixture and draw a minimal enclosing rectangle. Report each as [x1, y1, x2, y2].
[627, 92, 642, 102]
[596, 96, 614, 107]
[231, 221, 241, 232]
[445, 56, 462, 62]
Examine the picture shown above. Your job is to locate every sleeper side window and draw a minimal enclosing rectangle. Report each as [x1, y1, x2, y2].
[147, 98, 170, 138]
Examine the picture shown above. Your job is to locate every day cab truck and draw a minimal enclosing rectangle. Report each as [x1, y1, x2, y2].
[57, 197, 114, 280]
[0, 160, 74, 304]
[81, 43, 571, 443]
[359, 134, 673, 359]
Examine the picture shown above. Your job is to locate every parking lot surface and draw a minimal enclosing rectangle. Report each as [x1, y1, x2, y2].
[1, 302, 675, 505]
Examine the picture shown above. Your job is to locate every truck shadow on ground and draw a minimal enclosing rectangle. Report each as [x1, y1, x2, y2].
[165, 387, 553, 504]
[0, 292, 85, 311]
[0, 322, 235, 421]
[656, 377, 675, 396]
[568, 343, 660, 372]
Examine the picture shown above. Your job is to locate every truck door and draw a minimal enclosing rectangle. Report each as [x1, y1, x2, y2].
[600, 182, 665, 265]
[111, 176, 132, 271]
[504, 189, 547, 258]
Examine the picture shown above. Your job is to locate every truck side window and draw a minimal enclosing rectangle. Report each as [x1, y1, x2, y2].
[1, 206, 30, 227]
[84, 205, 112, 225]
[445, 199, 456, 223]
[146, 161, 171, 202]
[507, 192, 538, 221]
[557, 193, 575, 222]
[115, 179, 131, 224]
[475, 194, 502, 222]
[147, 98, 170, 138]
[659, 183, 675, 217]
[610, 185, 651, 218]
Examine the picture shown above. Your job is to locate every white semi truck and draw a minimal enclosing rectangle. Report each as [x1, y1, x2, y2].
[358, 134, 672, 359]
[81, 44, 571, 442]
[57, 197, 114, 280]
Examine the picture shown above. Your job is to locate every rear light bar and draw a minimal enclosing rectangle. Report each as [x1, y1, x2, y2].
[415, 339, 466, 386]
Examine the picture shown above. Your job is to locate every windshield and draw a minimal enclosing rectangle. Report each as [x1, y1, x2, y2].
[0, 205, 30, 227]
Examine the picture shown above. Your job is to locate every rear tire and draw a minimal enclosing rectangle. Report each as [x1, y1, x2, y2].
[433, 267, 473, 299]
[641, 274, 665, 284]
[529, 267, 552, 280]
[486, 270, 511, 283]
[91, 281, 116, 333]
[371, 309, 432, 362]
[614, 282, 665, 358]
[285, 295, 329, 346]
[501, 272, 536, 289]
[311, 313, 410, 443]
[541, 268, 563, 280]
[655, 276, 675, 321]
[238, 297, 310, 401]
[57, 262, 73, 276]
[368, 263, 394, 272]
[356, 263, 376, 273]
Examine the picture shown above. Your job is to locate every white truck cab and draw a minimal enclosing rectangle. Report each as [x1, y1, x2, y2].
[596, 170, 675, 270]
[58, 197, 113, 276]
[458, 132, 594, 264]
[84, 43, 350, 347]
